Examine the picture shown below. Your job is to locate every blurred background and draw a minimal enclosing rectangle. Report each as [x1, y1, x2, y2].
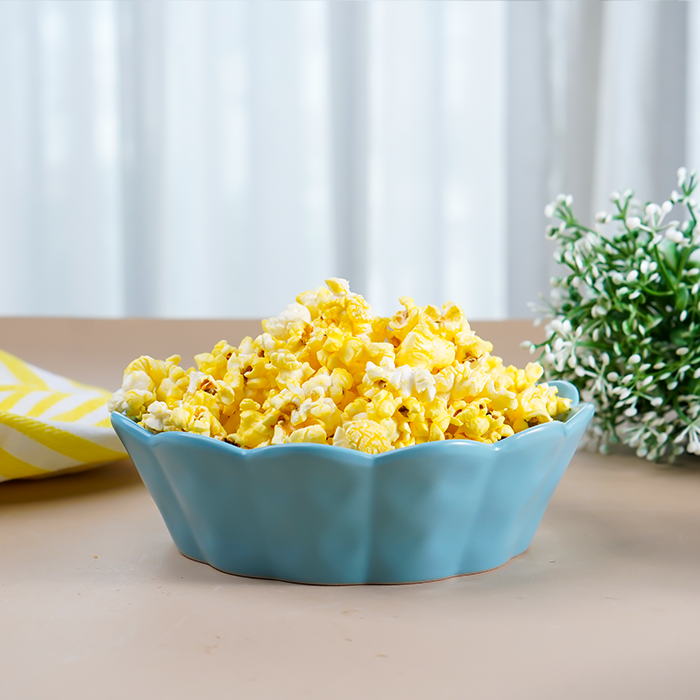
[0, 0, 697, 320]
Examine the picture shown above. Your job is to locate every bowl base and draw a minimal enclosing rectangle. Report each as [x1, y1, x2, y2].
[178, 548, 531, 586]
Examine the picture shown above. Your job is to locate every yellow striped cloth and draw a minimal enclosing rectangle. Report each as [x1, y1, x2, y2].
[0, 349, 127, 482]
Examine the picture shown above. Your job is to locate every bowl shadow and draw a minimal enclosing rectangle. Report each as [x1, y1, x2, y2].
[0, 458, 143, 505]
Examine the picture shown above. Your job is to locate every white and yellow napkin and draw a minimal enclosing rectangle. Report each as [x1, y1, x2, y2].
[0, 349, 127, 482]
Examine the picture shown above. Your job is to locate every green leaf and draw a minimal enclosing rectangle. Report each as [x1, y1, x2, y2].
[675, 285, 689, 312]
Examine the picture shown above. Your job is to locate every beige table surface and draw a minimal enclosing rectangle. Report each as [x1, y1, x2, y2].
[1, 318, 700, 700]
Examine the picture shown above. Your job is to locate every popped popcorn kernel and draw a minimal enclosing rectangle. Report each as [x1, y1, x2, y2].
[141, 401, 174, 433]
[108, 369, 156, 420]
[333, 419, 394, 454]
[110, 279, 571, 453]
[289, 425, 328, 444]
[169, 403, 226, 439]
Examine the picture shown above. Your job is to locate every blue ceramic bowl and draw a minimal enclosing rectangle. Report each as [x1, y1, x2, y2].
[112, 381, 593, 584]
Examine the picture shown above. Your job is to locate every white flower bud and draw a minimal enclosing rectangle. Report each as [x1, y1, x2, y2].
[666, 228, 684, 243]
[595, 211, 608, 223]
[671, 190, 681, 203]
[626, 217, 641, 230]
[678, 167, 688, 186]
[565, 195, 573, 207]
[626, 270, 639, 283]
[629, 354, 641, 364]
[650, 397, 664, 408]
[640, 260, 650, 275]
[661, 200, 673, 214]
[607, 372, 619, 382]
[624, 406, 638, 417]
[544, 204, 555, 218]
[609, 191, 621, 202]
[623, 189, 634, 199]
[677, 347, 690, 356]
[681, 310, 688, 322]
[645, 203, 661, 218]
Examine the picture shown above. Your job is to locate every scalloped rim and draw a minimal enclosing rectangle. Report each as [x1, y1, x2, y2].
[111, 380, 594, 464]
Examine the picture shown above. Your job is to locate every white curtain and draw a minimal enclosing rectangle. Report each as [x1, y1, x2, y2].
[0, 1, 694, 320]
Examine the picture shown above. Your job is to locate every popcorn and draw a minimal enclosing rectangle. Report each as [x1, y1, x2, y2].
[110, 278, 571, 454]
[289, 425, 327, 444]
[107, 369, 156, 420]
[141, 401, 174, 433]
[333, 419, 394, 454]
[169, 403, 226, 439]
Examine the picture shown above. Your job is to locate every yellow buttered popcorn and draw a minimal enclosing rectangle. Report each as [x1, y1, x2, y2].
[109, 279, 571, 454]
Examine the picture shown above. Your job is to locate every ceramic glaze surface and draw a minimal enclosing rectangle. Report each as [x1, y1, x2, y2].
[112, 381, 594, 584]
